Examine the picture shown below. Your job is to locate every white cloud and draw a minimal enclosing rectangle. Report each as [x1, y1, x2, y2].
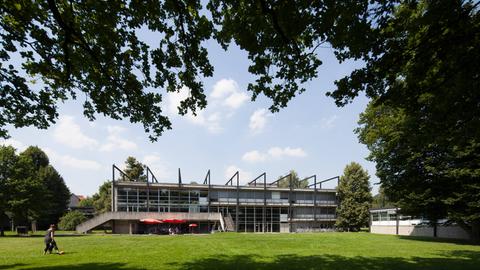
[142, 154, 172, 180]
[166, 79, 249, 133]
[242, 150, 267, 162]
[0, 138, 26, 152]
[44, 148, 102, 171]
[100, 125, 138, 152]
[224, 91, 249, 109]
[249, 108, 270, 134]
[243, 147, 307, 163]
[167, 86, 191, 116]
[185, 111, 223, 134]
[211, 79, 249, 109]
[320, 115, 339, 129]
[268, 147, 307, 159]
[225, 165, 252, 183]
[53, 116, 99, 149]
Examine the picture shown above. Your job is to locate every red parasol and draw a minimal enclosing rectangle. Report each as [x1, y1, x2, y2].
[140, 218, 163, 224]
[162, 219, 187, 224]
[188, 223, 198, 227]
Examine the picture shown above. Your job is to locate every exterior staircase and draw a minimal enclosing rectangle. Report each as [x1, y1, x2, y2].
[76, 211, 224, 234]
[224, 213, 236, 232]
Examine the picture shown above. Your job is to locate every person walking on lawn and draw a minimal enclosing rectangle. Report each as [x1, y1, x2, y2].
[43, 224, 60, 255]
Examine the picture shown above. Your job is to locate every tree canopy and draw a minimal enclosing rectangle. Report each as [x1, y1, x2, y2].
[122, 156, 147, 182]
[0, 0, 401, 140]
[335, 162, 372, 232]
[78, 181, 112, 214]
[0, 145, 70, 233]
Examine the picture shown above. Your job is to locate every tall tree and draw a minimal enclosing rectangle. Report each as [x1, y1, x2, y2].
[357, 100, 480, 239]
[277, 170, 308, 188]
[0, 145, 17, 236]
[91, 181, 112, 214]
[335, 162, 372, 232]
[122, 157, 147, 182]
[36, 166, 71, 228]
[6, 149, 47, 227]
[0, 145, 70, 231]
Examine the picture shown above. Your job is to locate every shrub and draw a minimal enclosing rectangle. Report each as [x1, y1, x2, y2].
[58, 211, 87, 231]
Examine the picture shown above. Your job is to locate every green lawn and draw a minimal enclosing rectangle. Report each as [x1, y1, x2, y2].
[0, 232, 479, 270]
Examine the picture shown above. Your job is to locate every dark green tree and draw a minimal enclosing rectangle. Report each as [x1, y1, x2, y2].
[277, 170, 308, 188]
[0, 145, 17, 236]
[58, 210, 86, 231]
[0, 145, 70, 232]
[91, 181, 112, 214]
[122, 157, 147, 182]
[371, 186, 395, 209]
[36, 166, 71, 228]
[6, 149, 47, 227]
[335, 162, 372, 232]
[357, 100, 480, 239]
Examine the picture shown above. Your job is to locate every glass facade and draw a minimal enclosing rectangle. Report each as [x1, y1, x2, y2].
[115, 184, 337, 232]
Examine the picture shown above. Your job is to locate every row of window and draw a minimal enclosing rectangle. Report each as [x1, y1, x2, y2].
[116, 187, 336, 206]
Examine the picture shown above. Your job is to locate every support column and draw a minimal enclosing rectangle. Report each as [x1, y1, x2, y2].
[235, 173, 239, 232]
[263, 173, 266, 233]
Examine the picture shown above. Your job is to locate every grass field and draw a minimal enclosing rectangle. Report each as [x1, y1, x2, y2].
[1, 232, 479, 270]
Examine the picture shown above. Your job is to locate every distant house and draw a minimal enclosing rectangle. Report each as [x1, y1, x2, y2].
[68, 194, 85, 208]
[68, 194, 95, 218]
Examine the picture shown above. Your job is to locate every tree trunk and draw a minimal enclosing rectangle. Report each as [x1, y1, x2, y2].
[433, 222, 437, 238]
[471, 221, 480, 243]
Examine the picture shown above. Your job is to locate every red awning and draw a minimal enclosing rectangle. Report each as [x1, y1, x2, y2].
[140, 218, 163, 224]
[162, 219, 187, 224]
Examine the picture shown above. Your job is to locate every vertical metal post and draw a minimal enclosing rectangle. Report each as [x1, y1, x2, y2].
[111, 165, 115, 212]
[206, 170, 211, 213]
[178, 168, 182, 187]
[289, 174, 293, 233]
[313, 175, 317, 222]
[146, 166, 150, 212]
[263, 173, 266, 233]
[236, 172, 239, 232]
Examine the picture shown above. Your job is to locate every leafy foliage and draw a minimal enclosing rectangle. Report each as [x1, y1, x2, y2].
[58, 210, 86, 231]
[78, 197, 94, 208]
[0, 145, 70, 231]
[357, 99, 480, 238]
[91, 181, 112, 214]
[0, 0, 391, 140]
[335, 162, 372, 232]
[122, 157, 147, 182]
[371, 186, 395, 209]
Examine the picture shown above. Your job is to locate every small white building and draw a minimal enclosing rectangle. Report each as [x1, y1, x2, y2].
[370, 208, 471, 240]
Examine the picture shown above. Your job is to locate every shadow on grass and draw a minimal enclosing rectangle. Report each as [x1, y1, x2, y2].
[0, 264, 26, 270]
[18, 262, 145, 270]
[397, 235, 477, 245]
[1, 234, 86, 238]
[169, 251, 480, 270]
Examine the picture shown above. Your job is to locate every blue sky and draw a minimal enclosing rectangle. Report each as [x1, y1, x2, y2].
[1, 39, 378, 196]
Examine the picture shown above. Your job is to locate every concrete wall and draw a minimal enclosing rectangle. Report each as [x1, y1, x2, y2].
[280, 223, 289, 233]
[371, 225, 471, 240]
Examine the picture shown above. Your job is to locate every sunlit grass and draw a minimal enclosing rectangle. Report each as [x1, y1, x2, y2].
[0, 232, 478, 270]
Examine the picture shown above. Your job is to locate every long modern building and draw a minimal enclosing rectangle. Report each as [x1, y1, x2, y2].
[76, 166, 339, 234]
